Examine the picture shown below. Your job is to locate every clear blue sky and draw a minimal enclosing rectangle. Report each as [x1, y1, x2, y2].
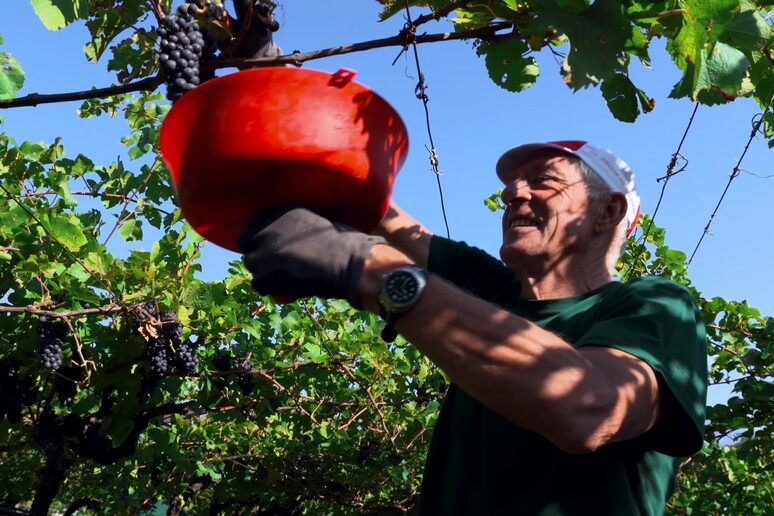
[2, 0, 772, 323]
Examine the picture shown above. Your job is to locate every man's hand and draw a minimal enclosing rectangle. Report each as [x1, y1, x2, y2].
[238, 206, 386, 307]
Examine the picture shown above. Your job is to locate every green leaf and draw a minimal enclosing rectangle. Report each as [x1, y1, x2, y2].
[721, 9, 773, 51]
[52, 176, 76, 206]
[118, 218, 142, 242]
[0, 52, 25, 100]
[46, 214, 88, 252]
[670, 42, 750, 102]
[665, 0, 740, 99]
[30, 0, 89, 30]
[750, 55, 774, 106]
[531, 0, 638, 89]
[478, 40, 540, 92]
[600, 73, 641, 122]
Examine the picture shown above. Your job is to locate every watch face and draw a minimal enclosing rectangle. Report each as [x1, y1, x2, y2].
[385, 270, 421, 308]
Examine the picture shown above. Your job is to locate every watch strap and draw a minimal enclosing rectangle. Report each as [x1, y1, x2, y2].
[381, 318, 400, 343]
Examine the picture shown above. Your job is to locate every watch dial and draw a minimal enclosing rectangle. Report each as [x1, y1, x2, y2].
[385, 271, 418, 305]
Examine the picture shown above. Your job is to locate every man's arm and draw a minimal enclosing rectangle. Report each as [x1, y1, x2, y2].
[359, 244, 661, 454]
[240, 207, 661, 454]
[373, 202, 433, 268]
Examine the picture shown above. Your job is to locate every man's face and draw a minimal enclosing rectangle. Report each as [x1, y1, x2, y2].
[499, 151, 598, 270]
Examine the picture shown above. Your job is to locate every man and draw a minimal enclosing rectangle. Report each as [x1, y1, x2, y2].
[239, 140, 708, 515]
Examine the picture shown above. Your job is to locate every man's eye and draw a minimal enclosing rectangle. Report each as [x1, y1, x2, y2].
[532, 175, 552, 183]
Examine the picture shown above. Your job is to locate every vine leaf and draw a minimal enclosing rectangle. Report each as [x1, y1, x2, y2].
[378, 0, 453, 21]
[721, 8, 774, 50]
[529, 0, 646, 90]
[0, 52, 25, 100]
[600, 72, 654, 122]
[30, 0, 89, 30]
[664, 0, 739, 100]
[670, 42, 750, 103]
[84, 2, 148, 64]
[478, 40, 539, 92]
[45, 213, 88, 252]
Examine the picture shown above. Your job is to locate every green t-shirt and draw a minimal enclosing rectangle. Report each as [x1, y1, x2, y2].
[419, 237, 708, 516]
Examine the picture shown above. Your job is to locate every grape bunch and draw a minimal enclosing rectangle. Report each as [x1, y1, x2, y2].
[134, 303, 172, 378]
[38, 316, 68, 369]
[212, 350, 233, 390]
[53, 366, 82, 407]
[139, 372, 159, 405]
[211, 351, 253, 394]
[160, 311, 184, 345]
[147, 335, 173, 377]
[157, 1, 220, 102]
[236, 358, 255, 395]
[134, 304, 199, 393]
[1, 358, 36, 423]
[174, 338, 199, 375]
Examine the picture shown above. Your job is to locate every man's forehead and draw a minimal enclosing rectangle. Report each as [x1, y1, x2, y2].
[503, 152, 579, 180]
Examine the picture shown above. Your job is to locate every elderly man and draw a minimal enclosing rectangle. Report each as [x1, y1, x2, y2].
[239, 140, 708, 515]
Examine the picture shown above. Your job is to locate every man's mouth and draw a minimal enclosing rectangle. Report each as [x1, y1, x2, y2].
[508, 217, 539, 229]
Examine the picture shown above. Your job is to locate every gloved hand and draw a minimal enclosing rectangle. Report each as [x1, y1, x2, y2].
[238, 206, 386, 307]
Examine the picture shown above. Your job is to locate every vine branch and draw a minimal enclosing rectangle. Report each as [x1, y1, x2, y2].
[0, 22, 514, 109]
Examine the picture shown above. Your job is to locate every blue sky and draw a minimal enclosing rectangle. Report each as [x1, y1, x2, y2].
[2, 0, 772, 323]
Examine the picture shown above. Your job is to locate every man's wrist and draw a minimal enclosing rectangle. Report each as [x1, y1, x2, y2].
[359, 244, 415, 314]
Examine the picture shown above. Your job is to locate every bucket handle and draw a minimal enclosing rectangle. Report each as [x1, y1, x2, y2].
[329, 68, 357, 88]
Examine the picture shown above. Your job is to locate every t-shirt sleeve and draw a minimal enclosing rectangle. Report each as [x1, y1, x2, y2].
[574, 277, 708, 457]
[427, 236, 519, 300]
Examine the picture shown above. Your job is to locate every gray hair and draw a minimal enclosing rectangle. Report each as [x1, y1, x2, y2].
[573, 158, 628, 270]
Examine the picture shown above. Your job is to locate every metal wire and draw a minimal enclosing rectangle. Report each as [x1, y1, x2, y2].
[688, 100, 772, 264]
[624, 103, 699, 280]
[398, 1, 451, 239]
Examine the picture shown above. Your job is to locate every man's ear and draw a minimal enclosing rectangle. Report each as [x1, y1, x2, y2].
[595, 193, 627, 232]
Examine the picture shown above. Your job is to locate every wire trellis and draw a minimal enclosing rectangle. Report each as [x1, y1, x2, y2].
[688, 100, 772, 265]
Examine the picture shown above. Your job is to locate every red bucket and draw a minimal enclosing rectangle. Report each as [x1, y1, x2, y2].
[159, 67, 409, 253]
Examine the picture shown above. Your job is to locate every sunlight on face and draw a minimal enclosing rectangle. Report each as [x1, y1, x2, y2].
[499, 152, 597, 270]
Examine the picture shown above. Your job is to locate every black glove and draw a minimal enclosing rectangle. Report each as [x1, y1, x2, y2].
[238, 206, 386, 307]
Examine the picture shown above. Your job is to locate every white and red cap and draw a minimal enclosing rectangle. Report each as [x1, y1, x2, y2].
[495, 140, 641, 236]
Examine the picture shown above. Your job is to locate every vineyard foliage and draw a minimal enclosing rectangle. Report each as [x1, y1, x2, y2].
[0, 0, 772, 514]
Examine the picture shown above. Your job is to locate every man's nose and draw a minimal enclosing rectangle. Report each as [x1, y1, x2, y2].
[501, 178, 531, 205]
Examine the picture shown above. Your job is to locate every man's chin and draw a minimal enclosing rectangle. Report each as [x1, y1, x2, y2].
[500, 245, 527, 265]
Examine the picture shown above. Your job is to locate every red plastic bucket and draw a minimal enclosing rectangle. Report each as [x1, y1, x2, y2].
[159, 67, 409, 252]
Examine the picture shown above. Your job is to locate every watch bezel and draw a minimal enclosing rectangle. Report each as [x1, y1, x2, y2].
[378, 265, 428, 317]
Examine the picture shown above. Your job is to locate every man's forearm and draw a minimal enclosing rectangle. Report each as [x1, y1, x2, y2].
[372, 202, 432, 268]
[360, 244, 659, 453]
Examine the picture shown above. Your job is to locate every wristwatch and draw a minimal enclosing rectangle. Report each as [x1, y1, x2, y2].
[378, 265, 428, 342]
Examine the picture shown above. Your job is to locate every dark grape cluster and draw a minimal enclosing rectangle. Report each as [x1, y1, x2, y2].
[236, 358, 254, 395]
[211, 351, 253, 394]
[147, 335, 172, 377]
[134, 303, 200, 403]
[53, 366, 82, 407]
[139, 372, 159, 405]
[174, 338, 199, 375]
[157, 1, 219, 102]
[38, 316, 68, 369]
[160, 311, 184, 344]
[212, 351, 233, 390]
[0, 358, 36, 423]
